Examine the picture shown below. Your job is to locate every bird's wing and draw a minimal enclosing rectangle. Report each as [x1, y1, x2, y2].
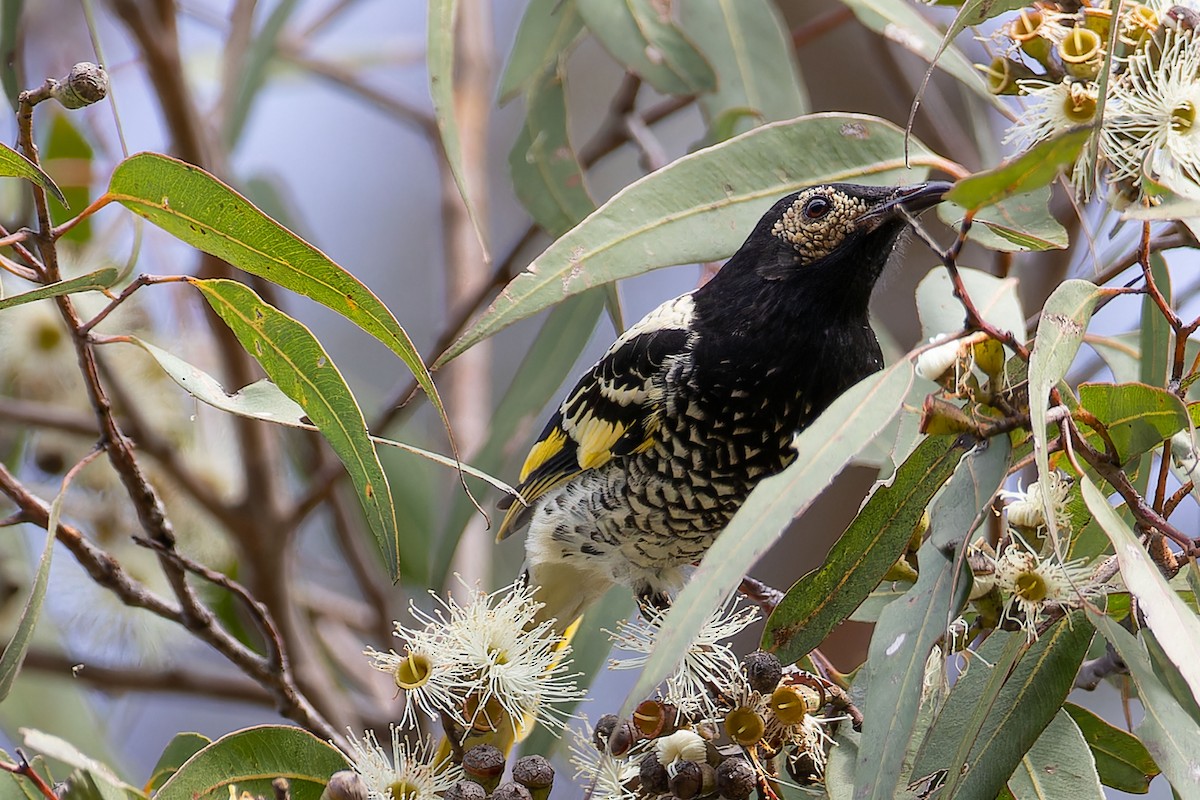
[496, 295, 695, 540]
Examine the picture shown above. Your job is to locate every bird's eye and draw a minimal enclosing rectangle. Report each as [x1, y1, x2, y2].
[803, 196, 831, 220]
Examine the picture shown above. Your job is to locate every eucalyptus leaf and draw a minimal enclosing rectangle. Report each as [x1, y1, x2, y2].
[440, 114, 943, 365]
[1083, 476, 1200, 707]
[1028, 280, 1102, 545]
[154, 725, 348, 800]
[508, 65, 595, 238]
[428, 0, 488, 258]
[915, 265, 1024, 342]
[105, 153, 453, 447]
[191, 279, 402, 579]
[1077, 382, 1188, 464]
[622, 361, 915, 717]
[0, 269, 119, 312]
[927, 434, 1010, 551]
[1091, 615, 1200, 799]
[938, 186, 1068, 252]
[762, 434, 968, 662]
[680, 0, 808, 130]
[576, 0, 716, 96]
[499, 0, 584, 103]
[1007, 710, 1104, 800]
[947, 128, 1091, 210]
[853, 541, 969, 800]
[19, 730, 144, 800]
[1063, 702, 1159, 794]
[912, 614, 1094, 800]
[145, 733, 211, 794]
[0, 140, 67, 206]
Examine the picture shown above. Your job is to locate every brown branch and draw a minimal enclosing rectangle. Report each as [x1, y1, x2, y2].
[21, 649, 273, 705]
[0, 752, 57, 800]
[0, 464, 337, 740]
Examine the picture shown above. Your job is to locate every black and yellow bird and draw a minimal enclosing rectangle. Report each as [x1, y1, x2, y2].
[497, 181, 949, 633]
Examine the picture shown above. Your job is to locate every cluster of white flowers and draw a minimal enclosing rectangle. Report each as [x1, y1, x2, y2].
[989, 536, 1101, 640]
[607, 597, 759, 717]
[993, 1, 1200, 202]
[365, 578, 585, 738]
[341, 727, 462, 800]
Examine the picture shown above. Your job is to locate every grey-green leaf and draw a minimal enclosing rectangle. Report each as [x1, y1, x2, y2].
[576, 0, 716, 96]
[508, 65, 596, 238]
[1007, 710, 1104, 800]
[853, 540, 970, 800]
[1063, 702, 1159, 793]
[1028, 279, 1101, 544]
[499, 0, 584, 103]
[1091, 615, 1200, 799]
[440, 114, 944, 365]
[680, 0, 808, 130]
[0, 140, 67, 206]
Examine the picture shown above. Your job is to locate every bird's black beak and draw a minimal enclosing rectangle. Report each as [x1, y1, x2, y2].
[860, 181, 952, 229]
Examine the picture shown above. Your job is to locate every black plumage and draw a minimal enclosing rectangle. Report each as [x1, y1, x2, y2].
[499, 181, 949, 632]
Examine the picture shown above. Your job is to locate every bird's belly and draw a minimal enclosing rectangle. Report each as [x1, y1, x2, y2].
[524, 434, 795, 596]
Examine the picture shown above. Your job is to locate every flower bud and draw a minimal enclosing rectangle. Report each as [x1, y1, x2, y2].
[321, 772, 367, 800]
[668, 760, 703, 800]
[490, 783, 532, 800]
[462, 745, 505, 793]
[512, 756, 553, 800]
[444, 782, 486, 800]
[742, 651, 783, 694]
[639, 752, 670, 795]
[592, 714, 619, 751]
[50, 62, 108, 109]
[607, 719, 640, 758]
[919, 395, 974, 436]
[715, 757, 755, 800]
[656, 729, 707, 767]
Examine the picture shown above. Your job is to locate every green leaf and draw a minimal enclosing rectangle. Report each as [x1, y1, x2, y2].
[680, 0, 808, 130]
[913, 614, 1094, 800]
[145, 734, 211, 794]
[0, 530, 53, 701]
[154, 726, 348, 800]
[762, 434, 968, 661]
[939, 186, 1068, 252]
[125, 337, 514, 495]
[428, 0, 489, 259]
[44, 115, 95, 242]
[0, 140, 67, 206]
[1007, 710, 1104, 800]
[848, 582, 914, 623]
[434, 288, 606, 586]
[0, 0, 23, 110]
[576, 0, 716, 96]
[508, 65, 596, 238]
[1063, 702, 1159, 794]
[0, 269, 119, 311]
[104, 153, 453, 450]
[947, 128, 1091, 210]
[927, 433, 1010, 551]
[1082, 476, 1200, 707]
[853, 541, 970, 800]
[840, 0, 1001, 106]
[20, 730, 144, 800]
[440, 113, 942, 365]
[1141, 253, 1172, 387]
[1143, 627, 1200, 726]
[916, 265, 1025, 342]
[1086, 333, 1143, 384]
[191, 279, 402, 579]
[499, 0, 584, 103]
[1028, 279, 1101, 545]
[622, 361, 915, 717]
[1077, 382, 1188, 463]
[1091, 615, 1200, 800]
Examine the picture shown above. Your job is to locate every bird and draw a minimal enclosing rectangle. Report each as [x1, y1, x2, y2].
[496, 180, 950, 634]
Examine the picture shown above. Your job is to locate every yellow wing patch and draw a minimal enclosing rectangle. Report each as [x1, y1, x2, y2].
[575, 417, 628, 470]
[520, 427, 567, 482]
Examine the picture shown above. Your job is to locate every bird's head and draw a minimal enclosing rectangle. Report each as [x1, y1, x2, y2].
[705, 181, 950, 316]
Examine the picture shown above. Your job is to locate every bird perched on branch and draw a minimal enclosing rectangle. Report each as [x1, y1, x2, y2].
[497, 181, 949, 634]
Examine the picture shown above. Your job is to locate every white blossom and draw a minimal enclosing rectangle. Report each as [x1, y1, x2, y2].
[341, 728, 461, 800]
